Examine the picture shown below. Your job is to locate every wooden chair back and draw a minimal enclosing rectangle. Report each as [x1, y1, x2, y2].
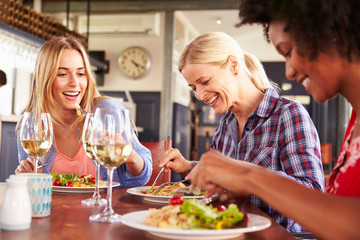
[141, 141, 171, 186]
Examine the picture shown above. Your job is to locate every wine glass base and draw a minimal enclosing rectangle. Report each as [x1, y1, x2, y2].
[89, 213, 122, 223]
[81, 198, 107, 206]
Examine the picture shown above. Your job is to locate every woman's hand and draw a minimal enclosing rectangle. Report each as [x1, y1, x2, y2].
[159, 147, 194, 176]
[15, 157, 43, 174]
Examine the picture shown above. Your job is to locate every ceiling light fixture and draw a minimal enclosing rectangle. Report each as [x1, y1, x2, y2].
[216, 18, 222, 25]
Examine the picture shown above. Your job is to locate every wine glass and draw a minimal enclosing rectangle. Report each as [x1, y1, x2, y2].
[90, 108, 133, 222]
[20, 112, 53, 174]
[81, 113, 107, 206]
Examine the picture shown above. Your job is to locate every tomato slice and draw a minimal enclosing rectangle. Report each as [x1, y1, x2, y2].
[216, 205, 227, 212]
[66, 181, 73, 187]
[168, 196, 184, 205]
[90, 177, 96, 184]
[245, 214, 249, 223]
[53, 179, 61, 186]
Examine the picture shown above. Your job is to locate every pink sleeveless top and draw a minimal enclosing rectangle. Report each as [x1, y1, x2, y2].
[50, 147, 98, 177]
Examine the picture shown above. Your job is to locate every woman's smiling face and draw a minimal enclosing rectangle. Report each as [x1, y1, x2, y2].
[181, 61, 238, 115]
[269, 21, 343, 103]
[52, 49, 88, 112]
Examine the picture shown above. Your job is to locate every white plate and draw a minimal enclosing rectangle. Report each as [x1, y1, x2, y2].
[121, 210, 271, 240]
[127, 186, 204, 204]
[52, 181, 120, 193]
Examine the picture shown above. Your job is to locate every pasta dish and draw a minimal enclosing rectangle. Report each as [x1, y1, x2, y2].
[140, 182, 204, 196]
[144, 198, 247, 230]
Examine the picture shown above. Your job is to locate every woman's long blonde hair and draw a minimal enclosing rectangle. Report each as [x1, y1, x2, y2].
[178, 32, 278, 93]
[18, 36, 102, 133]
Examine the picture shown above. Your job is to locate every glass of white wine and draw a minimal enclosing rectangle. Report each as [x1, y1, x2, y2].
[20, 112, 53, 174]
[90, 108, 133, 222]
[81, 113, 107, 206]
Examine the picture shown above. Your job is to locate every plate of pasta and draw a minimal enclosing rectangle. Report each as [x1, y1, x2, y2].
[121, 201, 271, 240]
[127, 182, 205, 204]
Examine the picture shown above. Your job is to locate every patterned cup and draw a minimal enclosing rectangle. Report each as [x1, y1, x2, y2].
[19, 173, 53, 217]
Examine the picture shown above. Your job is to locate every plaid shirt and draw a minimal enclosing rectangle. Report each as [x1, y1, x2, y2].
[211, 88, 324, 233]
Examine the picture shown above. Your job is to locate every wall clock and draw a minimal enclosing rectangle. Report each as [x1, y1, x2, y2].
[117, 46, 151, 79]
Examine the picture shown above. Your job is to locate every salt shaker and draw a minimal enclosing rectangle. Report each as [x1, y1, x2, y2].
[0, 175, 32, 230]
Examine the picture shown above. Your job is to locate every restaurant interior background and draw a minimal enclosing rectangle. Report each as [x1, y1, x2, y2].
[0, 0, 352, 181]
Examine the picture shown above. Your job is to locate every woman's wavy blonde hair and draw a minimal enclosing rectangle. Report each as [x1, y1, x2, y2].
[18, 36, 103, 134]
[178, 32, 278, 93]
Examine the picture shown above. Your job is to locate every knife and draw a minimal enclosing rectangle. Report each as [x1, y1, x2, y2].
[151, 137, 171, 188]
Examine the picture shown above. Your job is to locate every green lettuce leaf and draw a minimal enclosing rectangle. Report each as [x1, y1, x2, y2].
[179, 199, 244, 229]
[50, 171, 80, 186]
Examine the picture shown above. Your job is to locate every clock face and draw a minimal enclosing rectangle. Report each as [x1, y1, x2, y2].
[118, 47, 151, 79]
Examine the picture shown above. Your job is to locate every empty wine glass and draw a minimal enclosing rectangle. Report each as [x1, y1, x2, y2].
[20, 112, 53, 173]
[90, 108, 133, 222]
[81, 113, 107, 206]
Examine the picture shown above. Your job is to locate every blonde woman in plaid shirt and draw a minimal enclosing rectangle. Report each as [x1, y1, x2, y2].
[160, 31, 324, 233]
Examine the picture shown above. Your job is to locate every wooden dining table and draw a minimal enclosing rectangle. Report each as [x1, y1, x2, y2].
[0, 187, 297, 240]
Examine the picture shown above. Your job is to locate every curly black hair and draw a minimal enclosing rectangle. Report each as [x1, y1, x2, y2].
[0, 70, 6, 86]
[237, 0, 360, 61]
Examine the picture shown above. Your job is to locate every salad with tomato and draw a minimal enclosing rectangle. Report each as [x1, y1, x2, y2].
[144, 197, 247, 230]
[50, 171, 97, 187]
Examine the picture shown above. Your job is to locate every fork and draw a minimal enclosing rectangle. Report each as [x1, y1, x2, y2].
[174, 190, 220, 205]
[150, 167, 165, 189]
[172, 185, 220, 205]
[199, 194, 220, 205]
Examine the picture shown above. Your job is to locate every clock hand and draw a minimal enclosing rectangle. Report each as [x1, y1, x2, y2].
[131, 60, 140, 67]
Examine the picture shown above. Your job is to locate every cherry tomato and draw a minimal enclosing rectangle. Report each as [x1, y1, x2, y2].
[53, 179, 61, 186]
[216, 205, 227, 212]
[90, 177, 96, 184]
[80, 175, 86, 179]
[168, 196, 184, 206]
[66, 181, 73, 187]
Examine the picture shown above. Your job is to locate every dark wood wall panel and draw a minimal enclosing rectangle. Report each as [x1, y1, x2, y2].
[101, 91, 160, 142]
[131, 92, 160, 142]
[0, 122, 18, 182]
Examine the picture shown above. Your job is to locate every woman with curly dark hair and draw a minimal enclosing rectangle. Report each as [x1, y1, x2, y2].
[188, 0, 360, 239]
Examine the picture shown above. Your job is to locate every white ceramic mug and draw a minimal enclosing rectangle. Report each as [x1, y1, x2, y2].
[19, 173, 53, 217]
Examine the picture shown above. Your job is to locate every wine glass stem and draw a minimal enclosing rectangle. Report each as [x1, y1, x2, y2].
[104, 167, 115, 215]
[34, 157, 39, 174]
[93, 161, 101, 199]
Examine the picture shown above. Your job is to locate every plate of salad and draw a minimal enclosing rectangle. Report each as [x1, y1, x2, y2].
[50, 171, 120, 193]
[121, 198, 271, 239]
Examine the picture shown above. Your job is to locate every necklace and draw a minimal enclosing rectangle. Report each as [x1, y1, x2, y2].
[63, 124, 73, 139]
[55, 123, 74, 139]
